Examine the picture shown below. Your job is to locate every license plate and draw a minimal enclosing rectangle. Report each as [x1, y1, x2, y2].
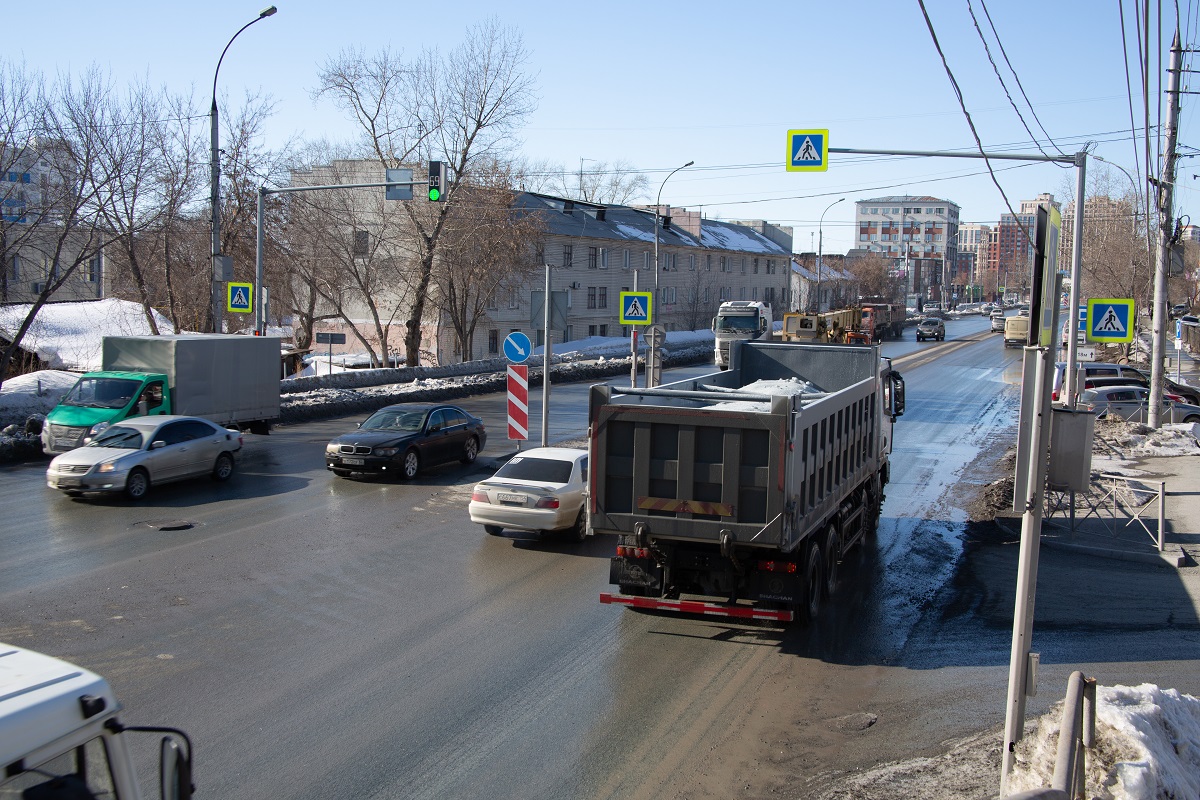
[497, 493, 526, 504]
[342, 457, 365, 466]
[56, 477, 80, 488]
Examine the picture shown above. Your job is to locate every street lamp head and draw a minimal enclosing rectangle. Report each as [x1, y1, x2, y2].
[260, 5, 277, 16]
[683, 160, 695, 168]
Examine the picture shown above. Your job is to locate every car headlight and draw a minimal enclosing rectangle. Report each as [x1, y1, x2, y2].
[374, 447, 399, 457]
[326, 443, 341, 454]
[97, 462, 118, 473]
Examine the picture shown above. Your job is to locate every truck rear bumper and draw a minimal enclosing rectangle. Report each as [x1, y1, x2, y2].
[600, 592, 793, 622]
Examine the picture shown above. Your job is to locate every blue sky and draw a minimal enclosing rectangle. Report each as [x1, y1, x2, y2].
[9, 1, 1198, 255]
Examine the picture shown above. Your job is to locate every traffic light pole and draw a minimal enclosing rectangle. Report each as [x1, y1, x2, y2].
[253, 176, 422, 334]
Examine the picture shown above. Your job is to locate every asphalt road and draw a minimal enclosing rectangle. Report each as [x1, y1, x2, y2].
[3, 314, 1197, 799]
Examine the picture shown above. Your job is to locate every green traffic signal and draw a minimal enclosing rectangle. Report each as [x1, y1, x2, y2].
[427, 186, 441, 201]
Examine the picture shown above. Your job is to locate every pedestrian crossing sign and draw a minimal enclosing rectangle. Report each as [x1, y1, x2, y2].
[1085, 298, 1134, 343]
[786, 129, 829, 172]
[619, 291, 653, 325]
[227, 282, 253, 314]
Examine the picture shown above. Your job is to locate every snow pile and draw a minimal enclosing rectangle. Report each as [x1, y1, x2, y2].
[1092, 418, 1200, 463]
[1005, 684, 1200, 800]
[0, 299, 174, 371]
[706, 377, 823, 411]
[0, 370, 79, 428]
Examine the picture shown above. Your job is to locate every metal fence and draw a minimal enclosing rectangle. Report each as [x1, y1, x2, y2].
[1045, 473, 1166, 552]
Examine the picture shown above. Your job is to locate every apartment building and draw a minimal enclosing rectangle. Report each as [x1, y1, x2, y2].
[853, 196, 960, 302]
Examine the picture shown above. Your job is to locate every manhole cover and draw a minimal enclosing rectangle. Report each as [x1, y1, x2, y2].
[140, 519, 196, 531]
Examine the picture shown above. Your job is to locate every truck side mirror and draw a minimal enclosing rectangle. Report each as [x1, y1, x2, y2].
[160, 736, 193, 799]
[711, 318, 717, 331]
[886, 372, 906, 419]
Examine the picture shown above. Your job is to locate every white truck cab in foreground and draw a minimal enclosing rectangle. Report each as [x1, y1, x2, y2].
[1, 642, 193, 799]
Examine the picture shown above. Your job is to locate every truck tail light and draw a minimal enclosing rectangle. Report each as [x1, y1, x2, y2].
[757, 560, 797, 574]
[616, 545, 651, 559]
[535, 496, 561, 509]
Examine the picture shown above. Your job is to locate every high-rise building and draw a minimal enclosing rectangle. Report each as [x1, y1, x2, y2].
[996, 194, 1060, 301]
[854, 196, 960, 302]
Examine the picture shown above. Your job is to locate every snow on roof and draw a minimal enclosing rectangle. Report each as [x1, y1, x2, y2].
[699, 221, 788, 254]
[0, 299, 175, 371]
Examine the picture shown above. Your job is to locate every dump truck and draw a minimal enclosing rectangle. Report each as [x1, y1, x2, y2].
[860, 302, 906, 341]
[0, 641, 194, 798]
[591, 340, 905, 623]
[43, 334, 281, 454]
[712, 301, 773, 369]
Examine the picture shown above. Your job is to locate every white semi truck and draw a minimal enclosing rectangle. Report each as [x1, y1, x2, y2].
[712, 301, 773, 369]
[0, 642, 193, 798]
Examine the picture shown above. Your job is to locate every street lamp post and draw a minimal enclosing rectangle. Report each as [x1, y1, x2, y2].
[211, 5, 277, 334]
[815, 197, 845, 313]
[644, 159, 693, 387]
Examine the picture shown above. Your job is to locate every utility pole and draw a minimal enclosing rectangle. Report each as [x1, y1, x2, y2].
[1150, 29, 1182, 429]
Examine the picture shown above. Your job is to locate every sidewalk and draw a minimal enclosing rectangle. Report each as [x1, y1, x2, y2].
[1003, 329, 1200, 569]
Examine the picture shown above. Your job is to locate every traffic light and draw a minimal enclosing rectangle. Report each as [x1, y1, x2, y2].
[427, 160, 447, 202]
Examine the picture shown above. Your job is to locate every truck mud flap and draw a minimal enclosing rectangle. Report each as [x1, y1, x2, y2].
[600, 593, 793, 622]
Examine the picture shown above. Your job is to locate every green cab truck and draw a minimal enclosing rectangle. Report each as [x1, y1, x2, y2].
[42, 334, 281, 455]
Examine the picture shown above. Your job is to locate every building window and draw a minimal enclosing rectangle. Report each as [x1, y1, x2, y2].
[753, 258, 759, 274]
[353, 229, 370, 257]
[8, 255, 19, 280]
[720, 256, 727, 272]
[562, 244, 573, 268]
[600, 248, 608, 269]
[598, 287, 608, 308]
[588, 246, 598, 269]
[587, 287, 597, 308]
[689, 254, 696, 271]
[706, 254, 712, 271]
[508, 287, 520, 308]
[599, 324, 608, 337]
[536, 243, 545, 264]
[488, 330, 499, 354]
[588, 325, 597, 337]
[703, 287, 710, 303]
[739, 286, 746, 300]
[644, 251, 651, 270]
[766, 259, 775, 274]
[86, 254, 101, 283]
[623, 249, 631, 270]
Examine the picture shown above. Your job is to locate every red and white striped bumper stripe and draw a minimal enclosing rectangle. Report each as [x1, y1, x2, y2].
[599, 593, 793, 622]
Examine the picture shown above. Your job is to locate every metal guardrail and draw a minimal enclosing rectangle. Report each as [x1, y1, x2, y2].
[1005, 671, 1096, 800]
[1045, 474, 1166, 552]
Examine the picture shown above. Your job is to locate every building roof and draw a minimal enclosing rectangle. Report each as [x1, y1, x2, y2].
[513, 193, 790, 256]
[858, 196, 959, 207]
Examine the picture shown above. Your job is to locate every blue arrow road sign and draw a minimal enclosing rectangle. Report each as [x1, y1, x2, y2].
[503, 331, 532, 363]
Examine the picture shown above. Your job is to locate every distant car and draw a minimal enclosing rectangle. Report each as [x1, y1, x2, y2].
[980, 303, 994, 315]
[1051, 361, 1200, 405]
[468, 447, 589, 540]
[990, 309, 1006, 332]
[325, 403, 486, 479]
[1181, 314, 1199, 326]
[1171, 304, 1190, 318]
[916, 318, 945, 341]
[1080, 386, 1200, 424]
[46, 415, 242, 500]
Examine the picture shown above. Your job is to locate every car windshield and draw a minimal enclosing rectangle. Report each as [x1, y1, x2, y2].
[716, 315, 759, 331]
[361, 409, 428, 431]
[493, 456, 574, 484]
[86, 425, 145, 449]
[62, 377, 141, 410]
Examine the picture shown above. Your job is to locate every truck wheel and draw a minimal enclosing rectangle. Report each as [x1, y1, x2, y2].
[824, 528, 840, 596]
[460, 436, 479, 464]
[400, 449, 421, 479]
[802, 541, 823, 622]
[124, 468, 150, 501]
[212, 452, 235, 481]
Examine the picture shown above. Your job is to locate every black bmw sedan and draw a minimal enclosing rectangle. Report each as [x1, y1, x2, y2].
[325, 403, 487, 479]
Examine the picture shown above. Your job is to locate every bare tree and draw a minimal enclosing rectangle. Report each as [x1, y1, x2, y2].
[0, 61, 49, 305]
[541, 159, 649, 205]
[844, 251, 902, 302]
[316, 17, 537, 366]
[672, 263, 721, 331]
[431, 182, 543, 360]
[0, 67, 121, 385]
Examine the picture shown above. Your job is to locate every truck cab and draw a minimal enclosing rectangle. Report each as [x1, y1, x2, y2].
[712, 301, 773, 369]
[42, 372, 170, 454]
[1, 642, 193, 799]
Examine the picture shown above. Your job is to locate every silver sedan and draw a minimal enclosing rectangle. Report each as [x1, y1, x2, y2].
[1079, 386, 1200, 424]
[46, 415, 243, 500]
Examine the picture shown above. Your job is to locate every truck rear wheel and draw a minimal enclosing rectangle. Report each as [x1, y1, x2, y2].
[824, 528, 840, 596]
[802, 541, 823, 622]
